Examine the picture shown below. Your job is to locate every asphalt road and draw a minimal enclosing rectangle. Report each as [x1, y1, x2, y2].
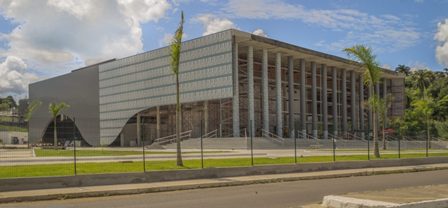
[1, 170, 448, 208]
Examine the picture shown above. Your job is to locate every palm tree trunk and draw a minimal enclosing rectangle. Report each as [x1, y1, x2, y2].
[382, 123, 386, 150]
[427, 116, 431, 149]
[53, 117, 57, 146]
[175, 75, 183, 166]
[371, 86, 380, 158]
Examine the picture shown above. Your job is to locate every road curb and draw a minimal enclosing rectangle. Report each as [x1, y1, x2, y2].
[1, 164, 448, 204]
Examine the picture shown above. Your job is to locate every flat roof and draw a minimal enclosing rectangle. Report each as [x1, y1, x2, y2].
[231, 29, 402, 78]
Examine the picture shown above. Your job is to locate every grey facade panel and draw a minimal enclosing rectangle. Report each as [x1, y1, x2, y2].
[99, 30, 234, 145]
[28, 65, 100, 146]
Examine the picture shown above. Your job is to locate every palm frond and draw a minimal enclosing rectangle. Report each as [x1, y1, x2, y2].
[24, 100, 42, 121]
[170, 11, 184, 75]
[49, 102, 70, 118]
[343, 45, 382, 86]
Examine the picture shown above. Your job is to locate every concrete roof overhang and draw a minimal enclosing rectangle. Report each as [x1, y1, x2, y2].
[231, 29, 404, 79]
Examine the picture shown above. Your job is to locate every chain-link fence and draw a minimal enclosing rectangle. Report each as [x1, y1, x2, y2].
[1, 119, 447, 179]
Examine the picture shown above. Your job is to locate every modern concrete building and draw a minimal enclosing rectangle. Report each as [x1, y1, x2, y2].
[28, 29, 405, 146]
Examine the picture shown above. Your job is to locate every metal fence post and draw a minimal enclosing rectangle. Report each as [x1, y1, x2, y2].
[250, 120, 254, 166]
[200, 119, 204, 169]
[367, 129, 370, 161]
[143, 140, 146, 172]
[294, 131, 297, 164]
[73, 117, 77, 176]
[332, 135, 336, 162]
[426, 137, 429, 157]
[398, 136, 401, 159]
[142, 118, 146, 172]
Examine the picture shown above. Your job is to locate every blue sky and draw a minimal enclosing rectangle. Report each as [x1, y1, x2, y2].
[0, 0, 447, 98]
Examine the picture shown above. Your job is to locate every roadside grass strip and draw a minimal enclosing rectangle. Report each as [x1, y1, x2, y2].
[34, 149, 226, 157]
[1, 152, 448, 179]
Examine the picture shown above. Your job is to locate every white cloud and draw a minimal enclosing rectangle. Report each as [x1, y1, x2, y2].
[252, 28, 267, 37]
[159, 32, 188, 47]
[160, 33, 174, 47]
[0, 56, 38, 96]
[0, 0, 171, 96]
[435, 19, 448, 67]
[194, 14, 237, 35]
[0, 0, 171, 69]
[225, 0, 420, 52]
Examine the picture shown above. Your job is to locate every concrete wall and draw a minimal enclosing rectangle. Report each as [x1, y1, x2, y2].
[391, 78, 406, 117]
[0, 131, 28, 144]
[28, 63, 107, 146]
[99, 30, 234, 145]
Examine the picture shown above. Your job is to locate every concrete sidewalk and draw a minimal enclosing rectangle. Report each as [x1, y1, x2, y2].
[318, 184, 448, 208]
[1, 163, 448, 204]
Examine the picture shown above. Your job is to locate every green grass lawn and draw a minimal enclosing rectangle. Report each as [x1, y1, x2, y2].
[1, 152, 447, 179]
[0, 124, 27, 132]
[34, 149, 226, 157]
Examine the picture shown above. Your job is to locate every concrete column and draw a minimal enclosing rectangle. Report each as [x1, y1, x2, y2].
[262, 49, 269, 132]
[219, 99, 222, 137]
[120, 132, 125, 147]
[156, 106, 160, 139]
[300, 59, 306, 137]
[288, 56, 295, 138]
[351, 71, 357, 131]
[359, 75, 365, 138]
[375, 82, 380, 133]
[232, 42, 240, 137]
[248, 46, 255, 137]
[321, 64, 328, 140]
[275, 53, 283, 137]
[204, 101, 209, 134]
[332, 67, 338, 135]
[136, 113, 141, 146]
[311, 62, 318, 139]
[341, 69, 347, 135]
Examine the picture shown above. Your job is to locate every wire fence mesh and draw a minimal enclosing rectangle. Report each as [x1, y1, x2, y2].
[0, 119, 447, 179]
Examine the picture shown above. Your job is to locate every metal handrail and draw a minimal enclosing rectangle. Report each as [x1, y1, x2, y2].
[203, 129, 218, 139]
[154, 130, 192, 145]
[345, 132, 367, 141]
[296, 131, 320, 140]
[261, 129, 285, 144]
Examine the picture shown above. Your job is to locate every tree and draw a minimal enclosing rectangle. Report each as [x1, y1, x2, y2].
[412, 69, 433, 98]
[395, 64, 411, 76]
[376, 95, 392, 150]
[391, 117, 408, 142]
[412, 91, 434, 149]
[24, 100, 42, 122]
[344, 45, 382, 158]
[170, 11, 184, 166]
[434, 120, 448, 139]
[0, 96, 17, 111]
[49, 102, 70, 146]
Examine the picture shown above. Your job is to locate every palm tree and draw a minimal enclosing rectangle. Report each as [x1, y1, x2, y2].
[170, 11, 184, 166]
[377, 95, 392, 150]
[49, 102, 70, 146]
[344, 45, 382, 158]
[24, 100, 42, 122]
[395, 65, 411, 76]
[413, 69, 433, 98]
